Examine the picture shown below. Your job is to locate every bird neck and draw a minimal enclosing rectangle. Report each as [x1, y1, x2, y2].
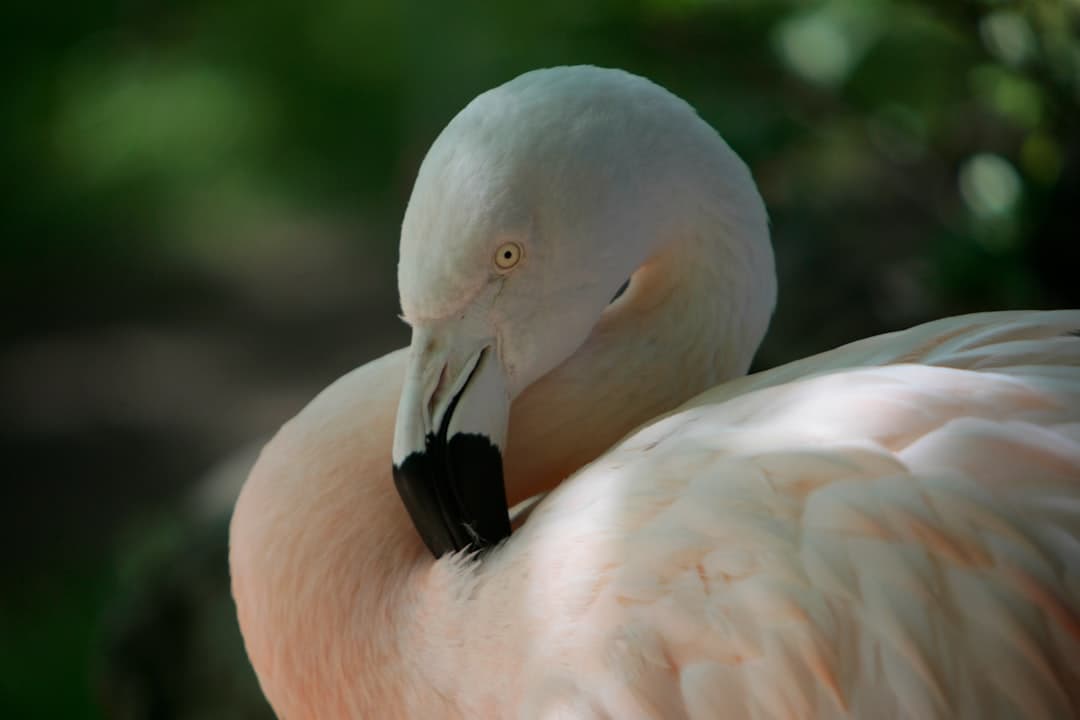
[230, 352, 436, 717]
[502, 187, 776, 505]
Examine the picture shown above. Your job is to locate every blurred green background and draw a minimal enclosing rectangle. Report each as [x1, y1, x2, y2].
[2, 0, 1077, 717]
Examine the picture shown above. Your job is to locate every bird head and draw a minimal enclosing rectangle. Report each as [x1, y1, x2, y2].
[391, 65, 767, 557]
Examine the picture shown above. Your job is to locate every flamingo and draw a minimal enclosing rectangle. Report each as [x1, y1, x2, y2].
[229, 66, 1080, 719]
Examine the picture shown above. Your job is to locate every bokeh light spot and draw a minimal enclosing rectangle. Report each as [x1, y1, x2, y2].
[959, 153, 1022, 218]
[774, 10, 854, 87]
[979, 11, 1036, 66]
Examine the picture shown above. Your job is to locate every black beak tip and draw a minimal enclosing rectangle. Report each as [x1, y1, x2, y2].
[445, 433, 512, 549]
[393, 433, 511, 558]
[393, 450, 456, 558]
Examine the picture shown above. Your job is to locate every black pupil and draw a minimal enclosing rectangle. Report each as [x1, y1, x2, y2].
[504, 250, 512, 258]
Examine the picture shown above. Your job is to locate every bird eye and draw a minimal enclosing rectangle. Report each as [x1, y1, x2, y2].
[494, 241, 523, 271]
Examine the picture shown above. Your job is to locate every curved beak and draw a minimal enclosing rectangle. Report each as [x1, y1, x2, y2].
[392, 326, 512, 557]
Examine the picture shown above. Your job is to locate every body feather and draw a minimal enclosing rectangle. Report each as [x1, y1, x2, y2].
[424, 311, 1080, 719]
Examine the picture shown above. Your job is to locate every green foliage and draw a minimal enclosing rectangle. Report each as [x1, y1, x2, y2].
[4, 1, 1073, 282]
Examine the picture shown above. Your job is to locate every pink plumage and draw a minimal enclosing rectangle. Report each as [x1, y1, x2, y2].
[229, 67, 1080, 719]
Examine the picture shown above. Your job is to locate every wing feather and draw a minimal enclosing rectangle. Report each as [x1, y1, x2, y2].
[509, 312, 1080, 719]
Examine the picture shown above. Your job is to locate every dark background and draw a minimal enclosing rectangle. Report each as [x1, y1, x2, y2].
[2, 1, 1077, 718]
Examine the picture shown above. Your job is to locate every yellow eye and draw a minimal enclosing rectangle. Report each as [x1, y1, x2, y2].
[494, 241, 523, 271]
